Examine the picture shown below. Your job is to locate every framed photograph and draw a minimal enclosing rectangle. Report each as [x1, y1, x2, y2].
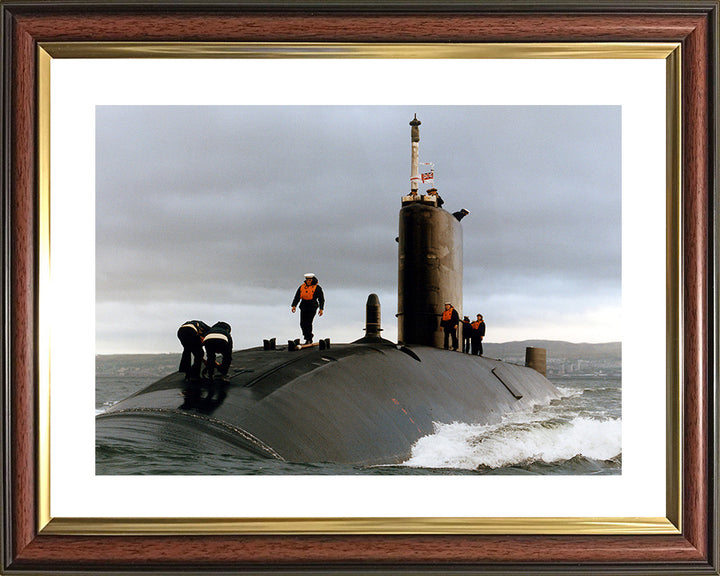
[2, 1, 717, 574]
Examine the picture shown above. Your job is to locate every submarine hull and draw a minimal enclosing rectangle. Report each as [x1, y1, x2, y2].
[96, 341, 560, 466]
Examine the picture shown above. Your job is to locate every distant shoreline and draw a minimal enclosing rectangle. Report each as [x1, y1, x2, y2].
[96, 340, 621, 385]
[96, 340, 621, 359]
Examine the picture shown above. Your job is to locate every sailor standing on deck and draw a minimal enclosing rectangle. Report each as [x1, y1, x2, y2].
[471, 314, 486, 356]
[177, 320, 210, 382]
[202, 321, 233, 381]
[441, 303, 460, 351]
[291, 273, 325, 345]
[461, 316, 472, 354]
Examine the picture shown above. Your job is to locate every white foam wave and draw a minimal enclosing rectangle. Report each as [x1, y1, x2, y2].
[555, 386, 584, 399]
[403, 416, 622, 470]
[95, 401, 118, 416]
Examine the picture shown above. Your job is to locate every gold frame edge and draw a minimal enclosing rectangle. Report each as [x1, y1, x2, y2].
[665, 44, 683, 532]
[39, 41, 679, 60]
[36, 40, 684, 537]
[41, 516, 679, 536]
[37, 46, 52, 534]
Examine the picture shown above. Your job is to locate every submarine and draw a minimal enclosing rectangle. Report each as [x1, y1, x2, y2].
[95, 116, 561, 467]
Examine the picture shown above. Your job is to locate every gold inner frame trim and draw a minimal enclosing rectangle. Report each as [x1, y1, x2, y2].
[37, 46, 52, 534]
[40, 41, 679, 59]
[36, 41, 683, 537]
[42, 516, 679, 536]
[664, 44, 683, 533]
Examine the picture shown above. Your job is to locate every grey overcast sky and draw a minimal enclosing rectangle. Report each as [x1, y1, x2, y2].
[96, 105, 621, 354]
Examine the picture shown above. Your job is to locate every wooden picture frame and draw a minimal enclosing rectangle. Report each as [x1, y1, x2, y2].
[2, 1, 717, 573]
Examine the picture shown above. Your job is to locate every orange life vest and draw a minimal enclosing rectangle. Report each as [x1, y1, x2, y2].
[442, 308, 454, 322]
[300, 284, 317, 300]
[471, 321, 481, 330]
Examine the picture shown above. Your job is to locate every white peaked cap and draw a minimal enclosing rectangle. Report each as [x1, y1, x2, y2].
[304, 273, 315, 278]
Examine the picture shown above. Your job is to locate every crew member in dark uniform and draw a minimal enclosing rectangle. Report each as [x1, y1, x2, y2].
[461, 316, 472, 354]
[440, 302, 459, 351]
[291, 273, 325, 345]
[202, 321, 233, 380]
[470, 314, 486, 356]
[427, 187, 444, 208]
[177, 320, 210, 381]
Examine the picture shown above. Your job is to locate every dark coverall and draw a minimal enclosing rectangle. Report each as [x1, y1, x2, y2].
[461, 319, 473, 354]
[203, 321, 233, 379]
[291, 279, 325, 344]
[471, 320, 486, 356]
[441, 307, 460, 350]
[177, 320, 210, 380]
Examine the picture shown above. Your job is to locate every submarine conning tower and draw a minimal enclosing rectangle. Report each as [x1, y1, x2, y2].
[398, 115, 463, 348]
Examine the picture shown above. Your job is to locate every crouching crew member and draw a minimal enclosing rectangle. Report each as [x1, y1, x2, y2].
[291, 273, 325, 345]
[441, 303, 460, 351]
[177, 320, 210, 381]
[203, 321, 233, 380]
[471, 314, 486, 356]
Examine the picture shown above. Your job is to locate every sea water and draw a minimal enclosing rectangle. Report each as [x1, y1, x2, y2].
[96, 362, 621, 476]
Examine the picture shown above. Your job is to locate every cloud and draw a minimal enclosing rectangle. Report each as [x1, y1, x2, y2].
[96, 105, 621, 352]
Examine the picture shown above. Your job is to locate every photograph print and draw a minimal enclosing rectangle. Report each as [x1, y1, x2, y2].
[95, 105, 621, 476]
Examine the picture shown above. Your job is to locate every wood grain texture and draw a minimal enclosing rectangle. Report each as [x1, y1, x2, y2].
[8, 534, 708, 568]
[10, 12, 38, 563]
[681, 9, 711, 559]
[2, 2, 716, 573]
[11, 12, 708, 43]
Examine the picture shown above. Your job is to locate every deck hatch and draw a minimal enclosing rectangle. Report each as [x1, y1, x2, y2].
[491, 365, 524, 399]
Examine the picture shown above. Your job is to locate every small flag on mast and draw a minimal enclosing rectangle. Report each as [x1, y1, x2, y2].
[412, 162, 435, 188]
[420, 162, 435, 185]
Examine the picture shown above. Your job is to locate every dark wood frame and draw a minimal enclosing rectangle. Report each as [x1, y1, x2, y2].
[1, 1, 717, 573]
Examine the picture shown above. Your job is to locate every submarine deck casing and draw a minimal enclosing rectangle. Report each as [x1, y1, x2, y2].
[96, 340, 561, 466]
